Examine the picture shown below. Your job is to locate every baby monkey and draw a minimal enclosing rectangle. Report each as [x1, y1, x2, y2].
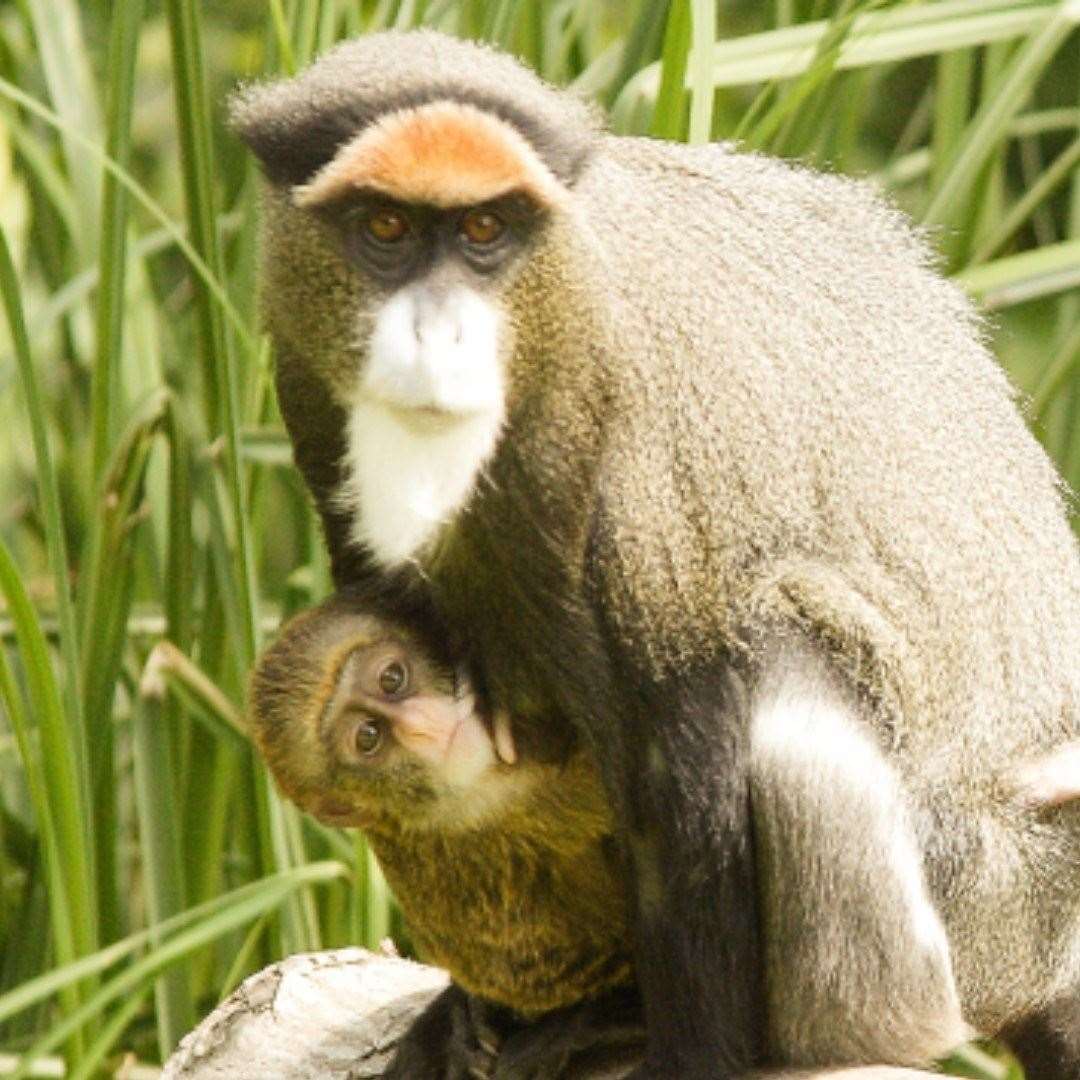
[249, 593, 634, 1020]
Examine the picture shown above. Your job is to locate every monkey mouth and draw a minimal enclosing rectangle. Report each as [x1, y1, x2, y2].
[375, 396, 473, 432]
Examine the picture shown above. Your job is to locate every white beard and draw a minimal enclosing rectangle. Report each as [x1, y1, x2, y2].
[338, 282, 508, 566]
[339, 397, 504, 567]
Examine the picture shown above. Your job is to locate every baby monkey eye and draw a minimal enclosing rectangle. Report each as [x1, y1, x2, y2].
[378, 660, 409, 698]
[354, 717, 385, 757]
[365, 209, 409, 244]
[460, 209, 505, 246]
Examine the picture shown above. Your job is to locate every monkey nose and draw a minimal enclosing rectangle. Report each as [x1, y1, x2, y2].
[392, 705, 456, 762]
[411, 287, 467, 350]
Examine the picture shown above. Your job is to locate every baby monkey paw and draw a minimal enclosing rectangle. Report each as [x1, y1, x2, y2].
[492, 987, 645, 1079]
[383, 985, 508, 1080]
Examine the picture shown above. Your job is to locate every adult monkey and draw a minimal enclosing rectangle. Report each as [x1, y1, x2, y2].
[232, 30, 1080, 1078]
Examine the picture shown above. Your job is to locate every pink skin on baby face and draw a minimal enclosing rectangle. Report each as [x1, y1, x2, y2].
[324, 637, 516, 789]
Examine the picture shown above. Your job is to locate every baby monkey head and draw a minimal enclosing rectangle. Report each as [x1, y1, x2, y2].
[249, 595, 517, 831]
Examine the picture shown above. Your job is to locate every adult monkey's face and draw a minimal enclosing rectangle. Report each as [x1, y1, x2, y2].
[254, 96, 582, 566]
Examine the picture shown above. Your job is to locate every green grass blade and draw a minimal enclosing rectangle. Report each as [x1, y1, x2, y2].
[605, 0, 672, 108]
[1032, 316, 1080, 419]
[735, 0, 876, 153]
[162, 389, 196, 686]
[954, 236, 1080, 308]
[7, 863, 346, 1079]
[0, 631, 80, 1038]
[970, 135, 1080, 263]
[164, 0, 261, 669]
[142, 642, 248, 750]
[0, 554, 89, 1062]
[78, 389, 169, 693]
[22, 0, 102, 254]
[1057, 73, 1080, 491]
[90, 0, 146, 483]
[686, 0, 717, 145]
[163, 0, 228, 428]
[571, 40, 625, 100]
[483, 0, 525, 46]
[1013, 107, 1080, 136]
[0, 863, 342, 1027]
[930, 50, 973, 194]
[354, 836, 394, 949]
[268, 0, 298, 76]
[76, 389, 168, 944]
[65, 989, 150, 1080]
[0, 543, 94, 946]
[651, 0, 690, 139]
[0, 78, 260, 365]
[216, 914, 270, 1002]
[922, 6, 1080, 237]
[621, 0, 1060, 112]
[134, 661, 196, 1055]
[0, 229, 94, 936]
[5, 121, 79, 245]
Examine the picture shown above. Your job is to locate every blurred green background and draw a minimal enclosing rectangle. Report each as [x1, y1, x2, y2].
[0, 0, 1076, 1075]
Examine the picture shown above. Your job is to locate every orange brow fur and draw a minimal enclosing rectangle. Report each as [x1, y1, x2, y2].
[294, 101, 568, 210]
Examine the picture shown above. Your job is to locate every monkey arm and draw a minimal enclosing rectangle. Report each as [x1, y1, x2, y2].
[573, 495, 763, 1077]
[627, 670, 764, 1078]
[584, 620, 765, 1076]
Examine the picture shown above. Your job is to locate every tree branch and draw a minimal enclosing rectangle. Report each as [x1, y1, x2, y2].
[162, 950, 941, 1080]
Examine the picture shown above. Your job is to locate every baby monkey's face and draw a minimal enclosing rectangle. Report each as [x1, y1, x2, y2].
[250, 599, 518, 831]
[322, 631, 516, 789]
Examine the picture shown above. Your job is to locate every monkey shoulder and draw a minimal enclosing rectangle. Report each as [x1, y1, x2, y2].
[586, 135, 927, 273]
[563, 136, 1080, 726]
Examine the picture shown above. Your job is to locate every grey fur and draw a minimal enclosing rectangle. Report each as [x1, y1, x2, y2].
[239, 29, 1080, 1075]
[574, 136, 1080, 1036]
[230, 30, 601, 187]
[750, 645, 968, 1065]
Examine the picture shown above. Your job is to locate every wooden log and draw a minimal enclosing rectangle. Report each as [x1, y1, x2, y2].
[162, 949, 940, 1080]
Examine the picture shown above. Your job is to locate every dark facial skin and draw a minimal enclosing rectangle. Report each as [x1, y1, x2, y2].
[316, 189, 544, 291]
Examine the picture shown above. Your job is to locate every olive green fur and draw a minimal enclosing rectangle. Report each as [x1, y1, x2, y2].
[250, 597, 632, 1015]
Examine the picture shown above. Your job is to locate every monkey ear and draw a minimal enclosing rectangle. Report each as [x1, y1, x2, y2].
[229, 81, 373, 188]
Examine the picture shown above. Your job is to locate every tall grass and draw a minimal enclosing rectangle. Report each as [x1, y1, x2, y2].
[0, 0, 1075, 1074]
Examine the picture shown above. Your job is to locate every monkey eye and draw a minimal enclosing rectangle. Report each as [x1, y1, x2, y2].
[460, 209, 505, 246]
[354, 717, 386, 757]
[378, 660, 409, 698]
[365, 208, 410, 245]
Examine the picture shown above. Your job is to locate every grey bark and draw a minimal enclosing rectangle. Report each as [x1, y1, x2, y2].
[161, 949, 939, 1080]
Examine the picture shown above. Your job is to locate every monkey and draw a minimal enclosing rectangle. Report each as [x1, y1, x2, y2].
[231, 29, 1080, 1079]
[249, 592, 635, 1021]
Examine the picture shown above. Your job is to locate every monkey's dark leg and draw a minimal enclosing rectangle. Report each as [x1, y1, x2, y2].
[749, 666, 967, 1067]
[384, 984, 508, 1080]
[595, 657, 767, 1079]
[493, 985, 645, 1079]
[1002, 994, 1080, 1080]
